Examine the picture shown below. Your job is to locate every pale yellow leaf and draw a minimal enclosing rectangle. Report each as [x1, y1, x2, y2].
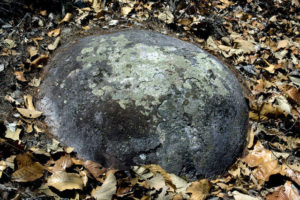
[93, 171, 117, 200]
[0, 160, 7, 178]
[232, 191, 260, 200]
[5, 128, 21, 141]
[47, 171, 83, 191]
[17, 108, 42, 118]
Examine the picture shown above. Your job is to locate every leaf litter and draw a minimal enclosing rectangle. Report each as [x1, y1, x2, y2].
[0, 0, 299, 199]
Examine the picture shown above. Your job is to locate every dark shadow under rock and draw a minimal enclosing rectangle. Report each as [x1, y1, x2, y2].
[37, 30, 248, 181]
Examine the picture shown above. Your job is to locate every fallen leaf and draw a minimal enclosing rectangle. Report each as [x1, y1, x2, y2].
[28, 77, 41, 87]
[169, 173, 190, 194]
[14, 71, 27, 82]
[59, 13, 72, 24]
[47, 28, 61, 37]
[12, 162, 44, 182]
[266, 181, 300, 200]
[157, 7, 174, 24]
[5, 128, 21, 141]
[48, 37, 61, 51]
[284, 86, 300, 105]
[93, 171, 117, 200]
[48, 155, 73, 173]
[27, 46, 38, 58]
[17, 108, 42, 118]
[234, 39, 255, 54]
[232, 191, 260, 200]
[121, 6, 133, 16]
[47, 171, 83, 191]
[65, 147, 74, 153]
[32, 37, 44, 46]
[47, 139, 63, 153]
[144, 164, 174, 188]
[4, 38, 16, 49]
[247, 126, 255, 148]
[39, 10, 47, 16]
[91, 0, 102, 13]
[186, 179, 211, 200]
[29, 147, 50, 157]
[83, 160, 106, 181]
[243, 141, 281, 181]
[39, 184, 60, 199]
[277, 40, 290, 50]
[0, 160, 7, 178]
[24, 94, 35, 110]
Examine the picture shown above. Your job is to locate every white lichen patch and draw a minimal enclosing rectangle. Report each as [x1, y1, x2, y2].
[76, 34, 230, 115]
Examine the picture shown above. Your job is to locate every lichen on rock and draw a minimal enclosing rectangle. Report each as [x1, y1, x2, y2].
[38, 30, 248, 181]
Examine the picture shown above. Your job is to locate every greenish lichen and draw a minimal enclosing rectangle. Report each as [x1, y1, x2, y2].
[75, 34, 230, 116]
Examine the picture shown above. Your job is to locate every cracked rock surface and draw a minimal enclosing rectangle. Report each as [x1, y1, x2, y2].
[37, 30, 248, 180]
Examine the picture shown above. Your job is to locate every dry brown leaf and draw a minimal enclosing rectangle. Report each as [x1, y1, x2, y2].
[284, 86, 300, 105]
[178, 18, 193, 26]
[266, 186, 288, 200]
[243, 141, 281, 181]
[93, 170, 117, 199]
[47, 171, 83, 191]
[284, 167, 300, 186]
[186, 179, 211, 200]
[17, 108, 42, 118]
[259, 102, 285, 120]
[47, 28, 61, 37]
[40, 10, 47, 16]
[14, 71, 27, 82]
[277, 40, 290, 50]
[12, 162, 44, 182]
[48, 155, 73, 173]
[59, 13, 72, 24]
[16, 153, 34, 169]
[234, 39, 255, 54]
[252, 79, 264, 95]
[83, 160, 106, 181]
[267, 181, 300, 200]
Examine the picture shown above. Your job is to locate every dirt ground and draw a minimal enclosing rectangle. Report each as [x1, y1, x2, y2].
[0, 0, 299, 199]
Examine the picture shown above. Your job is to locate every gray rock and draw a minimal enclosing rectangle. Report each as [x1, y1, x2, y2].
[37, 30, 248, 181]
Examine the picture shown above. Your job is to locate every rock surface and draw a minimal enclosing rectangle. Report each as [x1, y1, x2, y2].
[37, 30, 248, 180]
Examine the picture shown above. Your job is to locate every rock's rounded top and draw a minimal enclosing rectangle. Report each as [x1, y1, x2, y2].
[38, 30, 248, 181]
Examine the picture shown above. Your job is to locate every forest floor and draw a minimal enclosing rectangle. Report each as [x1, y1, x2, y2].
[0, 0, 299, 199]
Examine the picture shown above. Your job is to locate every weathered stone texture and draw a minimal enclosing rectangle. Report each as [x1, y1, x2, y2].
[38, 30, 248, 180]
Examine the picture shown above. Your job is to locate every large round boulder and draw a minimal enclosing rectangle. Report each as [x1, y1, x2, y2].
[37, 30, 248, 180]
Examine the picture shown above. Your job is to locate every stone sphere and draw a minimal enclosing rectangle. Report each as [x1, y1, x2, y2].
[37, 30, 248, 180]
